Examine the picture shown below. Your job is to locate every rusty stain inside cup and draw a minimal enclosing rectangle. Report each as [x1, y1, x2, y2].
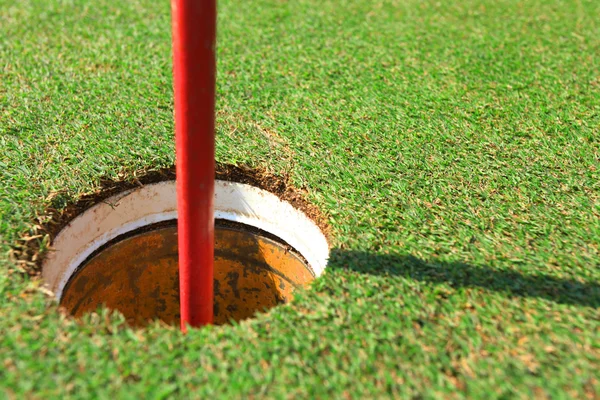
[59, 221, 314, 326]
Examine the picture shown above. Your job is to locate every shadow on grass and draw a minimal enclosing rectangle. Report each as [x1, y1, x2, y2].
[327, 249, 600, 308]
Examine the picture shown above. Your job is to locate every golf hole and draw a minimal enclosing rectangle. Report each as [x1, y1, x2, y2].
[41, 180, 329, 327]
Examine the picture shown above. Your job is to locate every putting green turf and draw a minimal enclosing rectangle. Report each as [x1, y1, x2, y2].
[1, 0, 599, 397]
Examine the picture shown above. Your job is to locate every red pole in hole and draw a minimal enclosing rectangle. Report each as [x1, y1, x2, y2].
[171, 0, 216, 331]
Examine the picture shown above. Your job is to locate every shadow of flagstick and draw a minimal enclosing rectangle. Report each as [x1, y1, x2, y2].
[327, 249, 600, 308]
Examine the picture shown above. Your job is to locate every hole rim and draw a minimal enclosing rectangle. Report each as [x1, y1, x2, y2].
[42, 180, 330, 300]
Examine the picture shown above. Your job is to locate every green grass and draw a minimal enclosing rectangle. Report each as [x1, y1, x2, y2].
[1, 0, 599, 397]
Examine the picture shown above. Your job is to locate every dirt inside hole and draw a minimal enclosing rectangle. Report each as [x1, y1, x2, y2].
[60, 220, 315, 327]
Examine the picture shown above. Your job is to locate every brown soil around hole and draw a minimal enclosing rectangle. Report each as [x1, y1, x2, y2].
[10, 164, 330, 277]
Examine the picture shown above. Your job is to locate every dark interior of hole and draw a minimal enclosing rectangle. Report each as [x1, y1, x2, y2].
[59, 220, 314, 326]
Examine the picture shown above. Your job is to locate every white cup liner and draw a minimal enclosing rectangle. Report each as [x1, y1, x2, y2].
[42, 180, 330, 299]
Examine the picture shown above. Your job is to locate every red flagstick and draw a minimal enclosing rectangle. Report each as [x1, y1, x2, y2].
[171, 0, 217, 331]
